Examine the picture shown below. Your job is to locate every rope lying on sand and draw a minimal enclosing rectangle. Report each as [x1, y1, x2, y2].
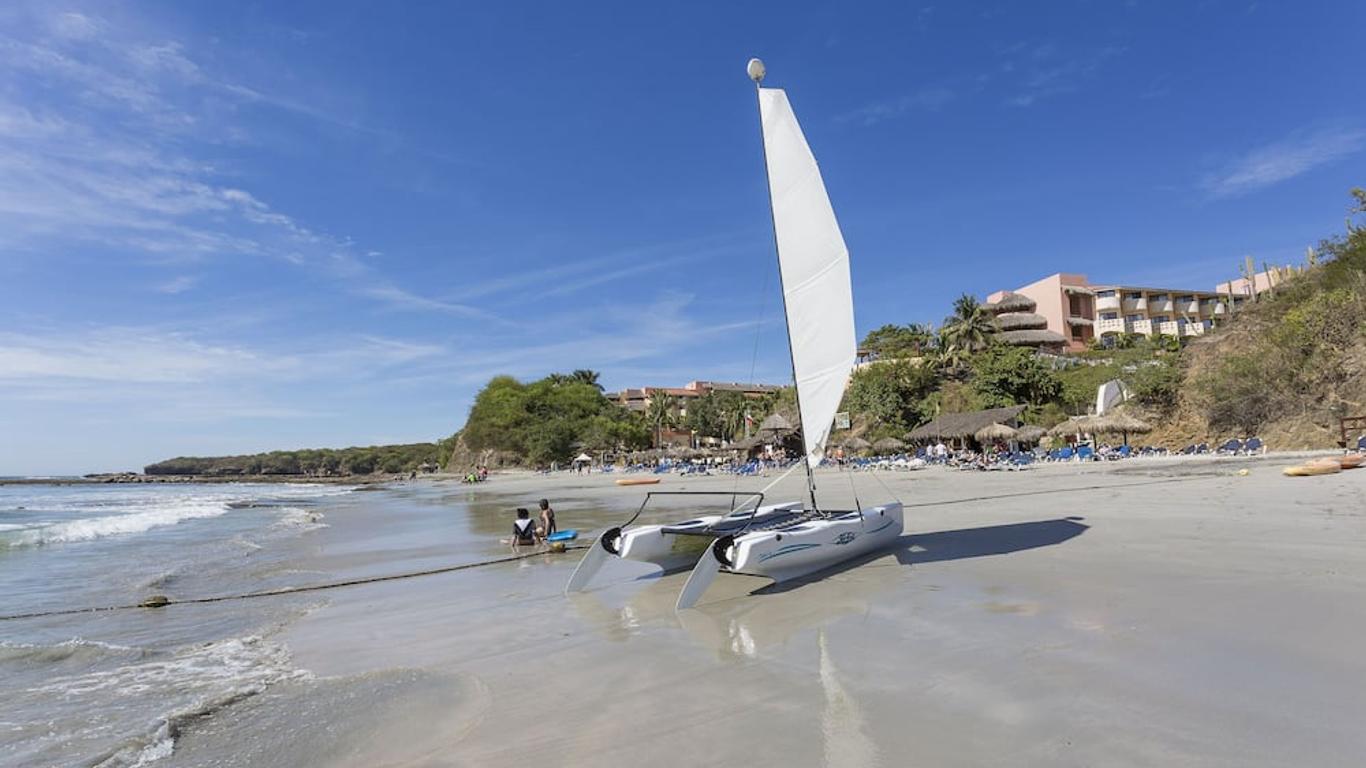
[3, 473, 1239, 622]
[0, 545, 589, 622]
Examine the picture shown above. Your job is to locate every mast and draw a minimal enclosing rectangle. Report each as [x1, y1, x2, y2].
[749, 58, 819, 513]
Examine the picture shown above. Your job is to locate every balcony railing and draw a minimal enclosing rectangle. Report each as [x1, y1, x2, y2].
[1096, 295, 1121, 311]
[1121, 297, 1148, 312]
[1156, 320, 1181, 336]
[1182, 300, 1201, 314]
[1096, 318, 1127, 334]
[1131, 319, 1153, 335]
[1149, 298, 1174, 313]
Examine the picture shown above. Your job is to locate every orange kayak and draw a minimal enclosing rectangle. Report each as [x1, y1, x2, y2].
[1338, 454, 1364, 469]
[1283, 461, 1342, 476]
[615, 477, 661, 486]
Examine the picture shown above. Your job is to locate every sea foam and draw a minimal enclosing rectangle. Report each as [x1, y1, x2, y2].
[2, 499, 233, 548]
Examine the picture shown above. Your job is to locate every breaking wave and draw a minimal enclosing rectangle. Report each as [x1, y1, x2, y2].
[1, 499, 234, 548]
[0, 485, 351, 550]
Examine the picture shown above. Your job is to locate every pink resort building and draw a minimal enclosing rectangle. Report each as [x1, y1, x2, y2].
[987, 271, 1279, 352]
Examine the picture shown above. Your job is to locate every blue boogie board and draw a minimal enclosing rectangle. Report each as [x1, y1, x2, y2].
[546, 530, 578, 543]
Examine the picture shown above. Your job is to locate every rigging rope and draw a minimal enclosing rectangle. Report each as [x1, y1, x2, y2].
[864, 465, 903, 505]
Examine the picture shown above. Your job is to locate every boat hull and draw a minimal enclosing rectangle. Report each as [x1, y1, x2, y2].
[616, 502, 804, 570]
[725, 503, 904, 583]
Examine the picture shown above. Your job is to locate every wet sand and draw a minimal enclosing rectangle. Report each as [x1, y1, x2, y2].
[272, 455, 1366, 766]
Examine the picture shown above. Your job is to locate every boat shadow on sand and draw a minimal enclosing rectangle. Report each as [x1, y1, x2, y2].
[752, 515, 1090, 596]
[568, 517, 1090, 660]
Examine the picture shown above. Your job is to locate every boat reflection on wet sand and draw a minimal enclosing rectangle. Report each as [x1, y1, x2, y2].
[570, 517, 1091, 659]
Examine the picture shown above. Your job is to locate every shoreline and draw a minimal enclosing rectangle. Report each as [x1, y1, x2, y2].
[1, 449, 1348, 487]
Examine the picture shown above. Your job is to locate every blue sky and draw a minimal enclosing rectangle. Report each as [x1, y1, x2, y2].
[1, 1, 1362, 474]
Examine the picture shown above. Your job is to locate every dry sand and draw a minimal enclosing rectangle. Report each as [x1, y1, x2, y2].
[280, 454, 1366, 767]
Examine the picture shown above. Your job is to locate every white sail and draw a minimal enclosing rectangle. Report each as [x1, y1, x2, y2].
[758, 87, 856, 469]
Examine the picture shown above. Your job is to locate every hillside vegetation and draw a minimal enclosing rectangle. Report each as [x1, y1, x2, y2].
[1153, 189, 1366, 449]
[145, 439, 457, 477]
[454, 371, 652, 467]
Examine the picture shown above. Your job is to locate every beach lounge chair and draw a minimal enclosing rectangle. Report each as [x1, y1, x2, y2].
[1118, 445, 1131, 458]
[1217, 438, 1243, 455]
[1243, 437, 1264, 454]
[1058, 446, 1074, 461]
[1357, 435, 1366, 452]
[1077, 445, 1094, 461]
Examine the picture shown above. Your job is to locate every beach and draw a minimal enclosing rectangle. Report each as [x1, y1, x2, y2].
[5, 455, 1366, 766]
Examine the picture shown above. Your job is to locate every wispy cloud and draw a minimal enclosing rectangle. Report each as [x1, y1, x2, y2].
[0, 5, 500, 339]
[0, 326, 447, 389]
[1200, 125, 1366, 199]
[835, 87, 955, 127]
[155, 275, 199, 294]
[1001, 43, 1126, 108]
[359, 284, 496, 320]
[0, 328, 271, 384]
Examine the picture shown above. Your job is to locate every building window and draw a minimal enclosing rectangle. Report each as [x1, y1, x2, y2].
[1177, 294, 1194, 302]
[1153, 315, 1170, 323]
[1149, 293, 1168, 301]
[1100, 312, 1118, 320]
[1096, 289, 1116, 298]
[1126, 291, 1143, 300]
[1125, 314, 1142, 322]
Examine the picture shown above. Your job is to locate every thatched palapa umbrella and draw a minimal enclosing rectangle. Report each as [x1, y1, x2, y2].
[1015, 424, 1047, 444]
[1049, 415, 1105, 437]
[1092, 411, 1152, 446]
[974, 422, 1018, 444]
[1099, 412, 1152, 434]
[842, 436, 872, 451]
[873, 437, 906, 454]
[757, 413, 794, 434]
[729, 434, 763, 451]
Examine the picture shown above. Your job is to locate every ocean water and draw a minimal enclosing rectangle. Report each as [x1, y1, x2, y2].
[0, 482, 359, 767]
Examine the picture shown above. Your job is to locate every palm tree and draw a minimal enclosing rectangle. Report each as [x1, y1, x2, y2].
[906, 323, 936, 354]
[942, 293, 996, 352]
[951, 293, 981, 322]
[570, 369, 603, 390]
[645, 394, 678, 447]
[717, 394, 750, 442]
[932, 340, 970, 376]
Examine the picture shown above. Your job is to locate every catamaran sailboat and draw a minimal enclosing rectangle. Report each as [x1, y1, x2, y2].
[565, 59, 903, 608]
